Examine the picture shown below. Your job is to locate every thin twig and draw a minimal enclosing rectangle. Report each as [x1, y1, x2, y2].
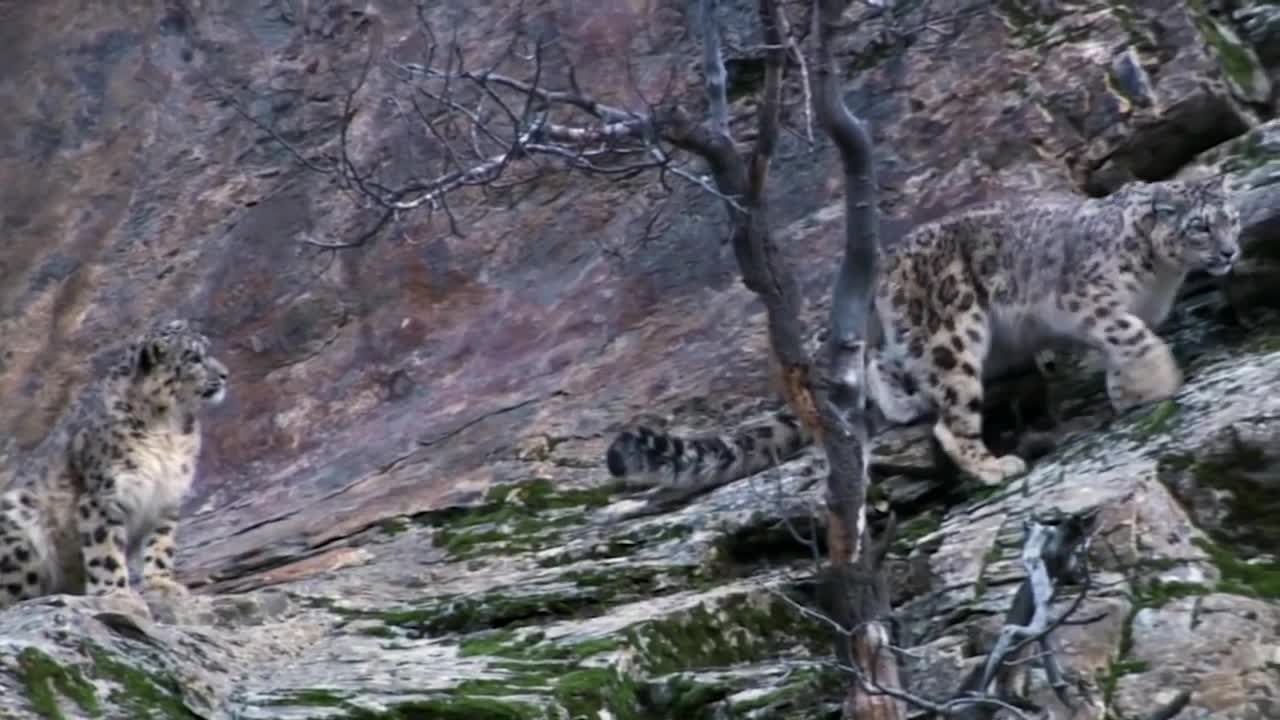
[701, 0, 731, 136]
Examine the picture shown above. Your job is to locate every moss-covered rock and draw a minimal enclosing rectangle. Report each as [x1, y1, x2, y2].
[418, 477, 613, 560]
[15, 648, 100, 720]
[85, 644, 198, 720]
[1158, 419, 1280, 557]
[1193, 537, 1280, 599]
[1190, 8, 1272, 103]
[9, 640, 198, 720]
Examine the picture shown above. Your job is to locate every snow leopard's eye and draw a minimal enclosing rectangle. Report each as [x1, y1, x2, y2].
[1184, 220, 1212, 244]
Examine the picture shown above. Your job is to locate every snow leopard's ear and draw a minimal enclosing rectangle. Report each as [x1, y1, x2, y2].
[136, 341, 163, 377]
[135, 333, 175, 377]
[1183, 169, 1231, 199]
[1151, 197, 1179, 219]
[1149, 180, 1188, 218]
[133, 318, 195, 376]
[161, 319, 190, 334]
[1208, 172, 1228, 197]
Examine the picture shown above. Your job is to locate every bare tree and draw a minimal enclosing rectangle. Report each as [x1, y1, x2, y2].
[225, 2, 1194, 719]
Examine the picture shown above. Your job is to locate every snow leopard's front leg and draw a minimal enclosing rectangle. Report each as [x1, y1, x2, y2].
[140, 509, 188, 598]
[1062, 295, 1182, 413]
[76, 480, 132, 596]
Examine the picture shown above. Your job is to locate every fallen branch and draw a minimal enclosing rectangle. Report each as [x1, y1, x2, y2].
[951, 507, 1103, 719]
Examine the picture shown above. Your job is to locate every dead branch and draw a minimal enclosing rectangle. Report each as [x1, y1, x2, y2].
[220, 5, 757, 249]
[807, 0, 898, 716]
[771, 506, 1110, 720]
[700, 0, 731, 137]
[766, 511, 1062, 720]
[776, 2, 815, 144]
[381, 11, 766, 242]
[949, 507, 1103, 720]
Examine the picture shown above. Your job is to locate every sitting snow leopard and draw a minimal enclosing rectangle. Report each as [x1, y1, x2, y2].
[607, 175, 1240, 492]
[0, 319, 228, 610]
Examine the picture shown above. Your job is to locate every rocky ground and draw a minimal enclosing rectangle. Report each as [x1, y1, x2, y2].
[1, 1, 1279, 719]
[3, 295, 1280, 720]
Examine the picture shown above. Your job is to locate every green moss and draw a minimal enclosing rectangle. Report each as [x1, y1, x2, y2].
[532, 520, 691, 566]
[959, 478, 1011, 508]
[1108, 3, 1158, 51]
[433, 527, 515, 558]
[1217, 128, 1277, 179]
[1191, 11, 1264, 92]
[425, 477, 613, 560]
[453, 674, 553, 695]
[973, 539, 1006, 598]
[995, 0, 1050, 48]
[15, 648, 100, 720]
[433, 520, 573, 559]
[664, 676, 733, 716]
[1158, 452, 1195, 472]
[329, 561, 703, 650]
[482, 477, 612, 511]
[1115, 659, 1150, 676]
[554, 667, 643, 720]
[711, 514, 828, 575]
[266, 688, 349, 707]
[984, 542, 1004, 566]
[425, 592, 837, 717]
[536, 522, 695, 567]
[1099, 657, 1151, 707]
[1131, 399, 1179, 438]
[710, 665, 845, 717]
[570, 562, 709, 603]
[557, 636, 622, 659]
[1129, 555, 1212, 609]
[1141, 579, 1210, 607]
[369, 589, 608, 637]
[1194, 537, 1280, 599]
[357, 624, 398, 639]
[343, 696, 544, 720]
[378, 517, 410, 536]
[458, 628, 525, 657]
[893, 511, 942, 554]
[625, 593, 829, 677]
[1243, 330, 1280, 352]
[86, 646, 196, 719]
[385, 666, 637, 718]
[1145, 447, 1280, 597]
[460, 627, 622, 662]
[266, 683, 548, 718]
[562, 564, 666, 595]
[1099, 589, 1151, 709]
[1160, 437, 1280, 554]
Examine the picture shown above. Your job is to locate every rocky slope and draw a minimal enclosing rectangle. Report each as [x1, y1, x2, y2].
[1, 0, 1279, 718]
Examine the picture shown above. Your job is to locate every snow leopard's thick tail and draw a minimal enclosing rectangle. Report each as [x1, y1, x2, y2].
[605, 410, 815, 493]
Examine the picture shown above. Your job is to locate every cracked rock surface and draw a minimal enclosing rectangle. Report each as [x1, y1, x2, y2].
[1, 0, 1279, 718]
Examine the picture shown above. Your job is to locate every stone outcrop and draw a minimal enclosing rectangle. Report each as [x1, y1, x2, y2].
[0, 0, 1278, 718]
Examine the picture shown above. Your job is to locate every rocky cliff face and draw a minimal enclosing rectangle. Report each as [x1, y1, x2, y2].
[1, 0, 1279, 718]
